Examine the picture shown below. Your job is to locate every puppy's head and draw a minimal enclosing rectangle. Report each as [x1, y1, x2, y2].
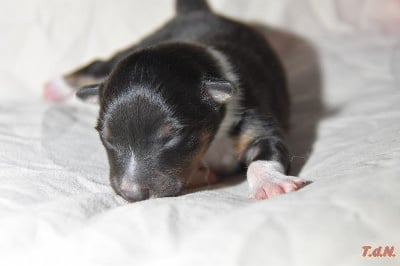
[76, 48, 235, 202]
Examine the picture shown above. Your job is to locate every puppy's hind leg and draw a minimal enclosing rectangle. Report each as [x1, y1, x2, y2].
[43, 60, 111, 102]
[43, 20, 179, 102]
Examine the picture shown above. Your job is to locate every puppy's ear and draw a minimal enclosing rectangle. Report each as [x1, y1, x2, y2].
[203, 78, 236, 104]
[76, 83, 101, 103]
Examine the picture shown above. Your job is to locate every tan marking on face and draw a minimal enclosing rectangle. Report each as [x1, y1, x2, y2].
[234, 129, 258, 156]
[176, 130, 212, 188]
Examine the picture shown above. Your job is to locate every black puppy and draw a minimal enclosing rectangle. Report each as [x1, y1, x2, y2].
[45, 0, 307, 201]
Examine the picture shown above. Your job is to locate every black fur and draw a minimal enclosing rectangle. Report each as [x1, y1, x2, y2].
[176, 0, 210, 14]
[73, 0, 290, 201]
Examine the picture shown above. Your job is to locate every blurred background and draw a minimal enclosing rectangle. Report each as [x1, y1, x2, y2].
[0, 0, 399, 100]
[0, 1, 399, 265]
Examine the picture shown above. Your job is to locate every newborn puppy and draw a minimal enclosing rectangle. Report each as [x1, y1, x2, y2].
[47, 0, 307, 201]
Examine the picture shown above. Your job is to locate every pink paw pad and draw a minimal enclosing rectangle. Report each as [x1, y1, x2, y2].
[43, 77, 74, 102]
[247, 160, 308, 200]
[185, 161, 219, 188]
[206, 170, 218, 184]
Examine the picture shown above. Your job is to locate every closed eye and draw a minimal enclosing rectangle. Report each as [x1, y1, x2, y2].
[158, 123, 185, 146]
[100, 134, 119, 151]
[163, 127, 198, 149]
[164, 135, 183, 148]
[99, 125, 117, 149]
[102, 136, 114, 149]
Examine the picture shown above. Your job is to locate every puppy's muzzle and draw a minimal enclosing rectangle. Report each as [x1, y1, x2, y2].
[119, 178, 150, 202]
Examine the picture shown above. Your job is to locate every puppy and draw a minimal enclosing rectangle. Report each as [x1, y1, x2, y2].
[45, 0, 307, 201]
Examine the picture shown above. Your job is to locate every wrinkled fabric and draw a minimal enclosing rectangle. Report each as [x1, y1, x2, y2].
[0, 0, 399, 265]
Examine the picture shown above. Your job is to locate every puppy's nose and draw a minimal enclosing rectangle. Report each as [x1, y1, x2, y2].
[120, 187, 150, 202]
[119, 180, 150, 202]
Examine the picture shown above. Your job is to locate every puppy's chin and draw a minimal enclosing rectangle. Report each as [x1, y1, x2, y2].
[184, 160, 218, 189]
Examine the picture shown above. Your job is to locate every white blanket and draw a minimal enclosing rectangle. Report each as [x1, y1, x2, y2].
[1, 0, 399, 265]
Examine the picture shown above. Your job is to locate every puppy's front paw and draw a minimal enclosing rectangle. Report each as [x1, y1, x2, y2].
[247, 160, 307, 200]
[185, 161, 219, 188]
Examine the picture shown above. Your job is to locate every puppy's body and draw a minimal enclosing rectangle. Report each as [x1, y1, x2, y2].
[51, 0, 306, 201]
